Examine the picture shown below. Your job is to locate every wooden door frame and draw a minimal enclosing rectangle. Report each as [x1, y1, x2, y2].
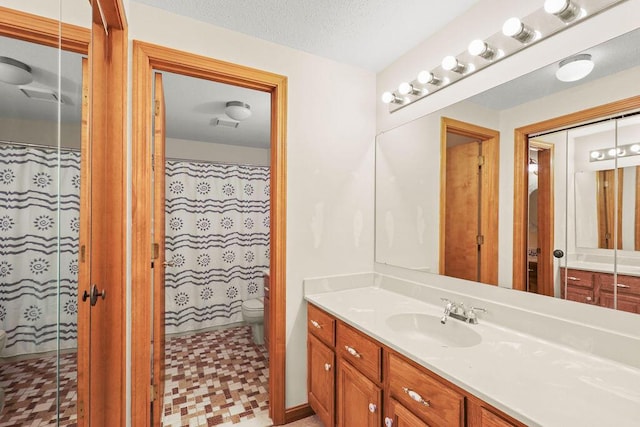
[528, 141, 554, 296]
[131, 41, 288, 426]
[440, 117, 500, 285]
[512, 95, 640, 291]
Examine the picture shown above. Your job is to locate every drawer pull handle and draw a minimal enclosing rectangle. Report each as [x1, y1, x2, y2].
[617, 283, 630, 288]
[368, 403, 377, 413]
[567, 276, 580, 281]
[310, 320, 322, 329]
[402, 387, 430, 407]
[324, 363, 331, 371]
[344, 345, 361, 358]
[384, 417, 393, 427]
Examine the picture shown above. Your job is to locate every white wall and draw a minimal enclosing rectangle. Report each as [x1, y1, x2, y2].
[166, 138, 270, 166]
[0, 117, 81, 148]
[129, 3, 377, 408]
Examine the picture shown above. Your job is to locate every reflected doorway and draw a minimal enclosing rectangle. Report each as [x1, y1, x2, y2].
[440, 117, 500, 285]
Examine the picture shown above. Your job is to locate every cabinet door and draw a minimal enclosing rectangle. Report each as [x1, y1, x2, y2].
[308, 333, 335, 427]
[337, 359, 382, 427]
[384, 398, 429, 427]
[467, 400, 524, 427]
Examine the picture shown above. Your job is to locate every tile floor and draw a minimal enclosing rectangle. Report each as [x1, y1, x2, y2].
[162, 326, 270, 426]
[0, 325, 319, 427]
[0, 352, 77, 426]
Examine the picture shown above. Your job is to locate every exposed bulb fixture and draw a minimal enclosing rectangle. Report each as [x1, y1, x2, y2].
[442, 56, 467, 74]
[590, 142, 640, 162]
[468, 39, 497, 60]
[417, 70, 441, 86]
[555, 54, 594, 82]
[502, 17, 536, 43]
[544, 0, 583, 23]
[590, 151, 604, 160]
[528, 159, 538, 174]
[398, 82, 421, 96]
[631, 144, 640, 153]
[0, 56, 33, 85]
[381, 91, 403, 104]
[608, 147, 625, 157]
[225, 101, 251, 121]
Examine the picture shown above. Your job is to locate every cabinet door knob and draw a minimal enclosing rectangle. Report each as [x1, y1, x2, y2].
[384, 417, 393, 427]
[402, 387, 430, 407]
[344, 345, 361, 358]
[368, 403, 377, 413]
[310, 320, 321, 329]
[324, 363, 331, 371]
[585, 296, 592, 302]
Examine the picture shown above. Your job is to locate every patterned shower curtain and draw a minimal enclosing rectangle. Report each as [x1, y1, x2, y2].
[0, 145, 80, 357]
[165, 160, 270, 334]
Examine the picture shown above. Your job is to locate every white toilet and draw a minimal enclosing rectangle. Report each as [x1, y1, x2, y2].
[241, 298, 264, 345]
[0, 330, 6, 412]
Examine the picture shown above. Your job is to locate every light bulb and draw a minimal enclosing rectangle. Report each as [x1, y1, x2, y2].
[417, 70, 440, 86]
[381, 91, 395, 104]
[630, 144, 640, 153]
[502, 17, 536, 43]
[590, 151, 602, 159]
[544, 0, 582, 23]
[398, 82, 420, 96]
[442, 56, 466, 73]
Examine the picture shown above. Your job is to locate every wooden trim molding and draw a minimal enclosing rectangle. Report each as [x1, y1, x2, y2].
[131, 41, 288, 426]
[0, 5, 90, 53]
[636, 166, 640, 251]
[284, 403, 315, 423]
[512, 95, 640, 291]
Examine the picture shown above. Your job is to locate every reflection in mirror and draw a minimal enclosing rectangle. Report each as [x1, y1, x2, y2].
[0, 31, 86, 425]
[375, 27, 640, 315]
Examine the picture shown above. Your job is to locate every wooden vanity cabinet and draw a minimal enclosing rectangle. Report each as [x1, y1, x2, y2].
[307, 303, 524, 427]
[307, 304, 337, 426]
[561, 268, 640, 313]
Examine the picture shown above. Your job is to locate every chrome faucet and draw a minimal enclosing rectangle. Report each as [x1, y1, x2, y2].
[440, 298, 486, 325]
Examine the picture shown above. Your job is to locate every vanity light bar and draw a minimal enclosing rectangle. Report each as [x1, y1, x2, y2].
[590, 142, 640, 162]
[383, 0, 626, 113]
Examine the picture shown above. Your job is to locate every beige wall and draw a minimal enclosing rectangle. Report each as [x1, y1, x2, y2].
[129, 2, 377, 408]
[166, 138, 270, 166]
[0, 117, 81, 148]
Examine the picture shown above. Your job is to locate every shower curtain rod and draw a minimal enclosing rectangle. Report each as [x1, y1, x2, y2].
[165, 156, 270, 168]
[0, 140, 80, 153]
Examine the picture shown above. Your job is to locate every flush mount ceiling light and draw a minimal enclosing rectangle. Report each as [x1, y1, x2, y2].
[555, 53, 594, 82]
[225, 101, 251, 121]
[544, 0, 584, 23]
[0, 56, 33, 85]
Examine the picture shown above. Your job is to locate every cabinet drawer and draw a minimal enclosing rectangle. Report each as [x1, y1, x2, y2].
[598, 273, 640, 295]
[387, 352, 464, 427]
[308, 304, 336, 347]
[336, 322, 382, 383]
[561, 268, 594, 289]
[565, 286, 595, 305]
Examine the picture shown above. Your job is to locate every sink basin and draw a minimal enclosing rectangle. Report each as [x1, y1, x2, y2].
[385, 313, 482, 348]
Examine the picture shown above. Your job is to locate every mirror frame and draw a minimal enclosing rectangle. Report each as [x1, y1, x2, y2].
[512, 94, 640, 291]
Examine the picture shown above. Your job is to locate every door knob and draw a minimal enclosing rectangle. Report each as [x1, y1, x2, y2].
[553, 249, 565, 259]
[82, 284, 106, 306]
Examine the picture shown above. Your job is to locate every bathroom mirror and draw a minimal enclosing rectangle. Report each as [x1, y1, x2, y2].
[0, 1, 91, 424]
[375, 27, 640, 313]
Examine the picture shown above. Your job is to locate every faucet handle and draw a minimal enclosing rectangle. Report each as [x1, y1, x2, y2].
[470, 306, 487, 313]
[440, 297, 451, 304]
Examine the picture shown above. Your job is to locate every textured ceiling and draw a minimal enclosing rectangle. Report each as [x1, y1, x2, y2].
[133, 0, 480, 72]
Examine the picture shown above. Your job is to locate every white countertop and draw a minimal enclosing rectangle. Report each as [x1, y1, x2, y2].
[305, 287, 640, 427]
[565, 261, 640, 276]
